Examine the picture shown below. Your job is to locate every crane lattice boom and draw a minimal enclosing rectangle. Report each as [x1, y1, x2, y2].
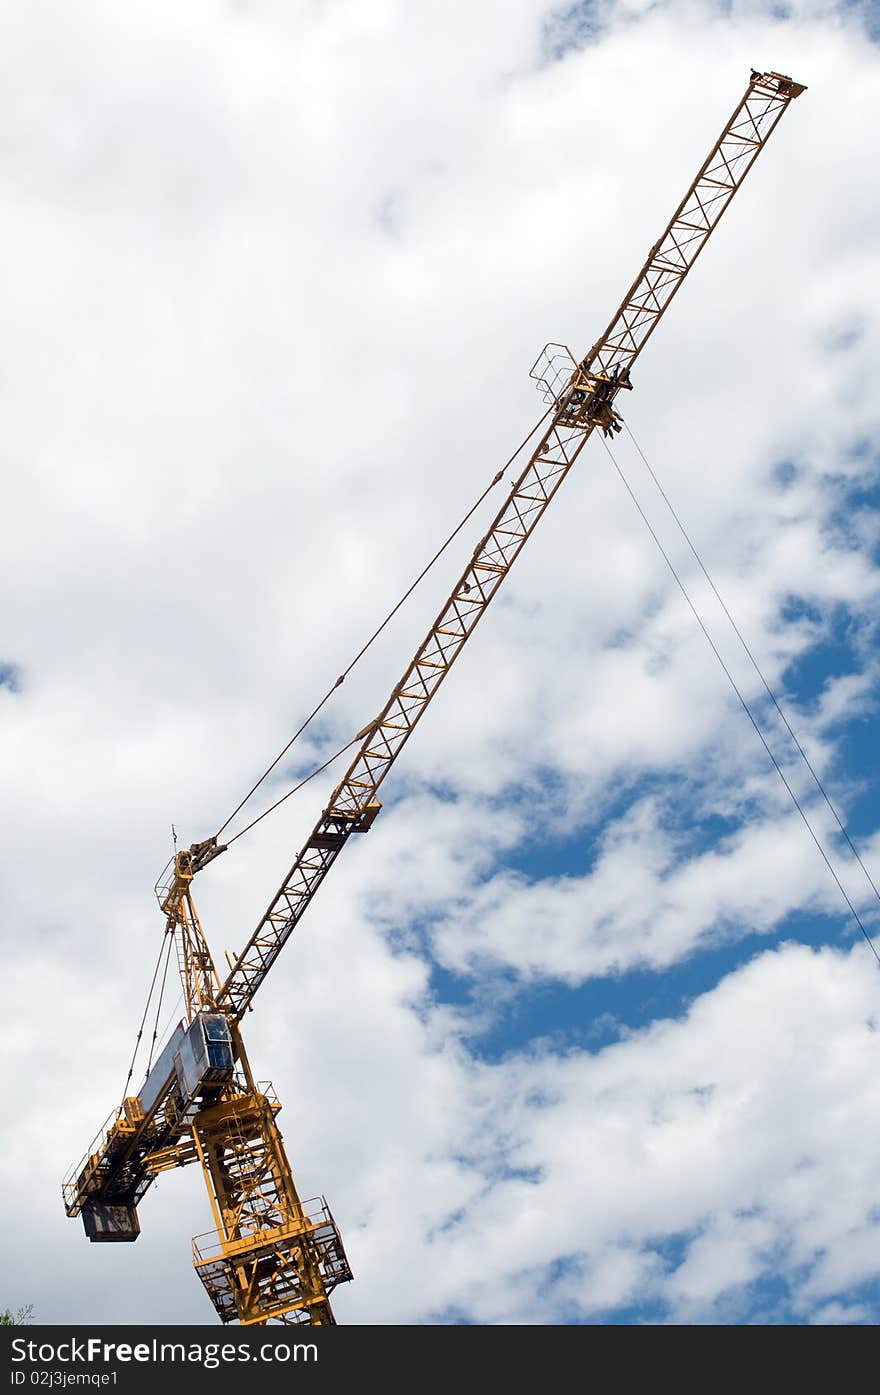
[217, 68, 804, 1021]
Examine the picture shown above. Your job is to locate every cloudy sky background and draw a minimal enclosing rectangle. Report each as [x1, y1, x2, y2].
[2, 0, 879, 1325]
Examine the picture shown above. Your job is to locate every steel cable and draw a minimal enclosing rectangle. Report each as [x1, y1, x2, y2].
[623, 417, 880, 911]
[117, 923, 176, 1108]
[601, 432, 880, 966]
[144, 929, 176, 1076]
[213, 403, 555, 842]
[224, 734, 362, 847]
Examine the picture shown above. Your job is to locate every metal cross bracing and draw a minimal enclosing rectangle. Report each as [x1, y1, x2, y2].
[580, 70, 805, 384]
[190, 1085, 350, 1326]
[62, 68, 805, 1325]
[159, 847, 224, 1018]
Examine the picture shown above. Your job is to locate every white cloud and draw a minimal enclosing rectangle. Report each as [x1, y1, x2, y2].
[1, 0, 879, 1328]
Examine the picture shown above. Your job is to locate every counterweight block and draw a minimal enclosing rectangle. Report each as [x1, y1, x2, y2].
[81, 1199, 141, 1242]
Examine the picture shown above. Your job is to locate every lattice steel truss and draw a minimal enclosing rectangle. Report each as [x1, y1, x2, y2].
[157, 845, 224, 1020]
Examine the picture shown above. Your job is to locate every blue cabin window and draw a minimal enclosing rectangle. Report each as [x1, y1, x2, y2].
[202, 1014, 234, 1071]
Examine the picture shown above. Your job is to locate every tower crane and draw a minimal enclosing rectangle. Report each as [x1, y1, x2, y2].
[63, 69, 805, 1326]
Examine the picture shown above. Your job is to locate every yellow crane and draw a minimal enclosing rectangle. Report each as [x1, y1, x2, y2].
[63, 69, 805, 1327]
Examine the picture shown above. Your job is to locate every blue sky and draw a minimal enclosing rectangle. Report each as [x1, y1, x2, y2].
[1, 0, 879, 1327]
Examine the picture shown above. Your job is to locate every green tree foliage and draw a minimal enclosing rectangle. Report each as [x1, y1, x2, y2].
[0, 1305, 34, 1325]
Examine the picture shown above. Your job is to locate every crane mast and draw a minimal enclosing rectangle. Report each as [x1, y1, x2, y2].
[63, 69, 805, 1327]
